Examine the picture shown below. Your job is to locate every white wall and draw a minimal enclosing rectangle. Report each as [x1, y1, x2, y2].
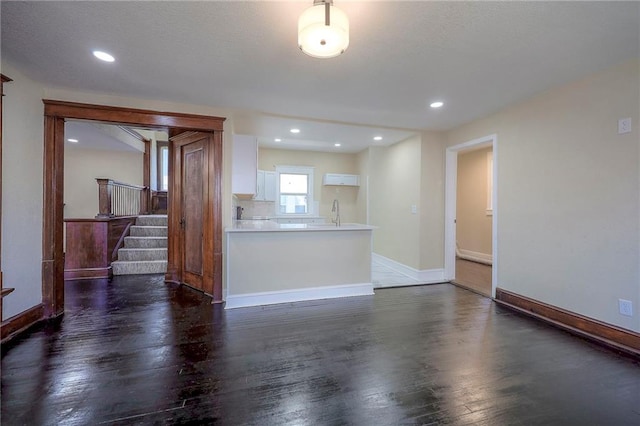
[446, 59, 640, 331]
[64, 146, 143, 219]
[1, 61, 45, 320]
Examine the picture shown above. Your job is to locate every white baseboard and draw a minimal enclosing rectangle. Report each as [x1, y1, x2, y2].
[372, 253, 446, 284]
[457, 248, 492, 265]
[225, 282, 374, 309]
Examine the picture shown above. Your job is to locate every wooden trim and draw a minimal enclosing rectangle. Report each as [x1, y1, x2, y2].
[211, 131, 224, 302]
[111, 222, 133, 261]
[0, 74, 12, 84]
[495, 288, 640, 357]
[1, 304, 45, 343]
[64, 268, 111, 281]
[42, 100, 225, 316]
[1, 288, 15, 297]
[118, 126, 151, 143]
[143, 139, 151, 214]
[166, 130, 182, 286]
[42, 115, 65, 318]
[0, 74, 12, 317]
[43, 100, 225, 131]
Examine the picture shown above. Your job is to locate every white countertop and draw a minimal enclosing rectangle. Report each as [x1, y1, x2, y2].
[242, 216, 326, 220]
[226, 220, 375, 233]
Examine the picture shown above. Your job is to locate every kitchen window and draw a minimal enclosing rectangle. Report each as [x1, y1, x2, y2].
[276, 165, 314, 215]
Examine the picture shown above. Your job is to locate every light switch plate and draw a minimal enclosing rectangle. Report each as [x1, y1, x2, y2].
[618, 118, 631, 134]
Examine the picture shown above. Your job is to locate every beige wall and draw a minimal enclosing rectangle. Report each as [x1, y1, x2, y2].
[258, 148, 360, 222]
[1, 61, 45, 320]
[1, 72, 235, 321]
[64, 146, 143, 219]
[456, 147, 492, 256]
[368, 135, 422, 269]
[446, 59, 640, 332]
[419, 131, 446, 270]
[355, 148, 370, 225]
[5, 56, 639, 333]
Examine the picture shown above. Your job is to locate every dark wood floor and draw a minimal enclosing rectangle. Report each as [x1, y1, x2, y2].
[2, 275, 639, 425]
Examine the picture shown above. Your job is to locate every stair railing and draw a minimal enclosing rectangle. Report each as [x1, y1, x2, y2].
[96, 178, 149, 218]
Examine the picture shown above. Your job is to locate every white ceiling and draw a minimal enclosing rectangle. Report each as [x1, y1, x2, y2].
[3, 1, 639, 151]
[65, 121, 144, 152]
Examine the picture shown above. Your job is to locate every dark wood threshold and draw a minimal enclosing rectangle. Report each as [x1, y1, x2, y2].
[450, 280, 490, 298]
[64, 267, 111, 281]
[1, 303, 46, 343]
[495, 288, 640, 358]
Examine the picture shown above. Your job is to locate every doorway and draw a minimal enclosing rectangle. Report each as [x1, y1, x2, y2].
[444, 134, 497, 298]
[42, 101, 225, 317]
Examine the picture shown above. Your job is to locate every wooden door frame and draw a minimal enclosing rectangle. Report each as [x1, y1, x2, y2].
[42, 100, 225, 317]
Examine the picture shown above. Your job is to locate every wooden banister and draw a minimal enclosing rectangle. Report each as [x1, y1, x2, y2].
[96, 178, 148, 218]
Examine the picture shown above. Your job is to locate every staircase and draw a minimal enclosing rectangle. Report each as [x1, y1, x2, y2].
[112, 215, 168, 275]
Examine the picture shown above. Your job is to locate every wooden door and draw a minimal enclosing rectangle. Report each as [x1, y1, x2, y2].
[181, 138, 206, 290]
[167, 131, 223, 299]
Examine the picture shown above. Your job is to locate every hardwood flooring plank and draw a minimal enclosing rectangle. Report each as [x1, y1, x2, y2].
[2, 275, 639, 425]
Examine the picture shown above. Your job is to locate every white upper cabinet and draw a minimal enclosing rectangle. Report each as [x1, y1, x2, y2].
[323, 173, 360, 186]
[264, 171, 276, 201]
[232, 134, 257, 195]
[255, 170, 276, 201]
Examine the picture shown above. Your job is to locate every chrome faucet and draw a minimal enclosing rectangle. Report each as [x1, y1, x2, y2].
[331, 199, 340, 227]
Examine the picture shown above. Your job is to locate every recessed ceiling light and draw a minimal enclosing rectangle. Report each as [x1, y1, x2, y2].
[274, 138, 282, 142]
[290, 128, 300, 134]
[93, 50, 115, 62]
[373, 136, 383, 141]
[334, 143, 341, 147]
[67, 138, 79, 143]
[430, 101, 444, 108]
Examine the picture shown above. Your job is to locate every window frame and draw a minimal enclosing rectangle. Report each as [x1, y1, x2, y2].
[486, 151, 494, 216]
[156, 140, 169, 192]
[275, 165, 315, 216]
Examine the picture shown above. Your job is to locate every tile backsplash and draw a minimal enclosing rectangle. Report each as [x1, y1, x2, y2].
[237, 200, 275, 218]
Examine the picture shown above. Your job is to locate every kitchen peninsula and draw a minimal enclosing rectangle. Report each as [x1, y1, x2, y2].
[225, 221, 374, 309]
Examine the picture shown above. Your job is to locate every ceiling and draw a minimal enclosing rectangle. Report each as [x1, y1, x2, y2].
[65, 121, 140, 152]
[2, 1, 639, 152]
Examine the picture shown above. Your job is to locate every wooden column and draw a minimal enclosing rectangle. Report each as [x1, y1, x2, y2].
[0, 74, 14, 320]
[42, 114, 65, 318]
[143, 139, 151, 214]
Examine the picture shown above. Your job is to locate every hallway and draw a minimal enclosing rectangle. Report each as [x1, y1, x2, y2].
[2, 276, 639, 424]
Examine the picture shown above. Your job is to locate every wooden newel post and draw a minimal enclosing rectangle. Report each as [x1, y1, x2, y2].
[141, 187, 149, 215]
[96, 178, 113, 218]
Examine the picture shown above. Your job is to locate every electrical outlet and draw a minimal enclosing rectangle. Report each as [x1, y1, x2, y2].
[618, 118, 631, 134]
[619, 299, 633, 317]
[411, 205, 417, 214]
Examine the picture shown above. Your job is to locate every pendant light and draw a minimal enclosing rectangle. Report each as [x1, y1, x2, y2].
[298, 0, 349, 58]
